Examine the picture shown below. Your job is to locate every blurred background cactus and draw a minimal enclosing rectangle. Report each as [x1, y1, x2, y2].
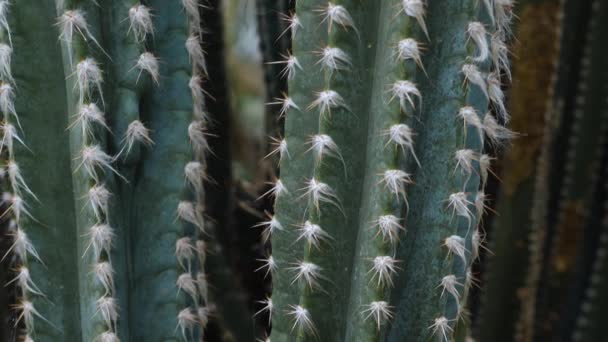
[0, 0, 607, 342]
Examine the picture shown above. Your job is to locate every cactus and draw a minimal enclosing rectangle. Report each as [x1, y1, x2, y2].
[0, 0, 216, 340]
[267, 0, 513, 341]
[7, 0, 608, 342]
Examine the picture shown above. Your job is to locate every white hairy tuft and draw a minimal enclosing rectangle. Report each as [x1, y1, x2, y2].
[479, 154, 493, 187]
[287, 305, 316, 335]
[175, 236, 196, 270]
[2, 229, 41, 263]
[189, 75, 209, 121]
[253, 214, 284, 243]
[467, 22, 489, 62]
[176, 273, 198, 301]
[401, 0, 429, 40]
[439, 274, 462, 301]
[462, 64, 488, 98]
[385, 124, 420, 167]
[186, 35, 207, 75]
[279, 12, 302, 39]
[472, 229, 487, 261]
[84, 224, 114, 259]
[136, 52, 160, 84]
[458, 106, 484, 142]
[289, 261, 323, 289]
[322, 3, 358, 35]
[121, 120, 154, 156]
[447, 192, 474, 227]
[491, 33, 511, 79]
[75, 58, 104, 105]
[88, 184, 111, 221]
[372, 215, 405, 245]
[3, 193, 33, 222]
[390, 80, 421, 112]
[483, 113, 515, 147]
[58, 10, 105, 65]
[259, 179, 288, 200]
[307, 134, 345, 169]
[0, 82, 16, 120]
[254, 297, 273, 323]
[317, 46, 352, 71]
[0, 1, 11, 47]
[96, 296, 118, 330]
[76, 145, 120, 181]
[396, 38, 425, 72]
[369, 256, 399, 288]
[16, 300, 49, 331]
[6, 161, 37, 200]
[267, 53, 302, 80]
[176, 308, 199, 340]
[7, 266, 44, 296]
[0, 44, 13, 84]
[308, 90, 349, 118]
[128, 4, 154, 42]
[296, 220, 332, 250]
[188, 120, 210, 155]
[268, 94, 300, 118]
[444, 235, 467, 264]
[475, 191, 489, 219]
[181, 0, 203, 35]
[255, 255, 277, 278]
[429, 316, 453, 341]
[487, 72, 509, 122]
[300, 178, 342, 214]
[362, 301, 393, 329]
[454, 149, 477, 177]
[97, 331, 120, 342]
[184, 161, 206, 194]
[0, 122, 24, 156]
[495, 0, 515, 37]
[198, 306, 211, 327]
[266, 137, 290, 163]
[70, 103, 109, 138]
[381, 170, 412, 205]
[94, 261, 114, 295]
[177, 201, 204, 231]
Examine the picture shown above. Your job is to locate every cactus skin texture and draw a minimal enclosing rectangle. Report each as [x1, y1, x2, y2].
[0, 0, 218, 340]
[269, 0, 511, 341]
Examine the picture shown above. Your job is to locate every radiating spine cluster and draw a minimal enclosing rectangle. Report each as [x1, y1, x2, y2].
[0, 1, 44, 339]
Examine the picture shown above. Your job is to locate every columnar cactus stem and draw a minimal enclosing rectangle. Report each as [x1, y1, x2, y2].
[268, 0, 513, 341]
[0, 2, 44, 340]
[125, 0, 204, 339]
[55, 1, 118, 340]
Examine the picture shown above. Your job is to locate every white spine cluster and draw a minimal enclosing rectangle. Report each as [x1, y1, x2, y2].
[401, 0, 429, 40]
[267, 53, 302, 80]
[362, 301, 393, 329]
[322, 3, 358, 36]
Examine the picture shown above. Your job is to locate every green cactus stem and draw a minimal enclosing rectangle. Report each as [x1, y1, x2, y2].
[268, 0, 512, 341]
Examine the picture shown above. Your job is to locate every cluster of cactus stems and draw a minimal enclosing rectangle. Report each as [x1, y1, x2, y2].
[0, 0, 216, 340]
[265, 0, 515, 341]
